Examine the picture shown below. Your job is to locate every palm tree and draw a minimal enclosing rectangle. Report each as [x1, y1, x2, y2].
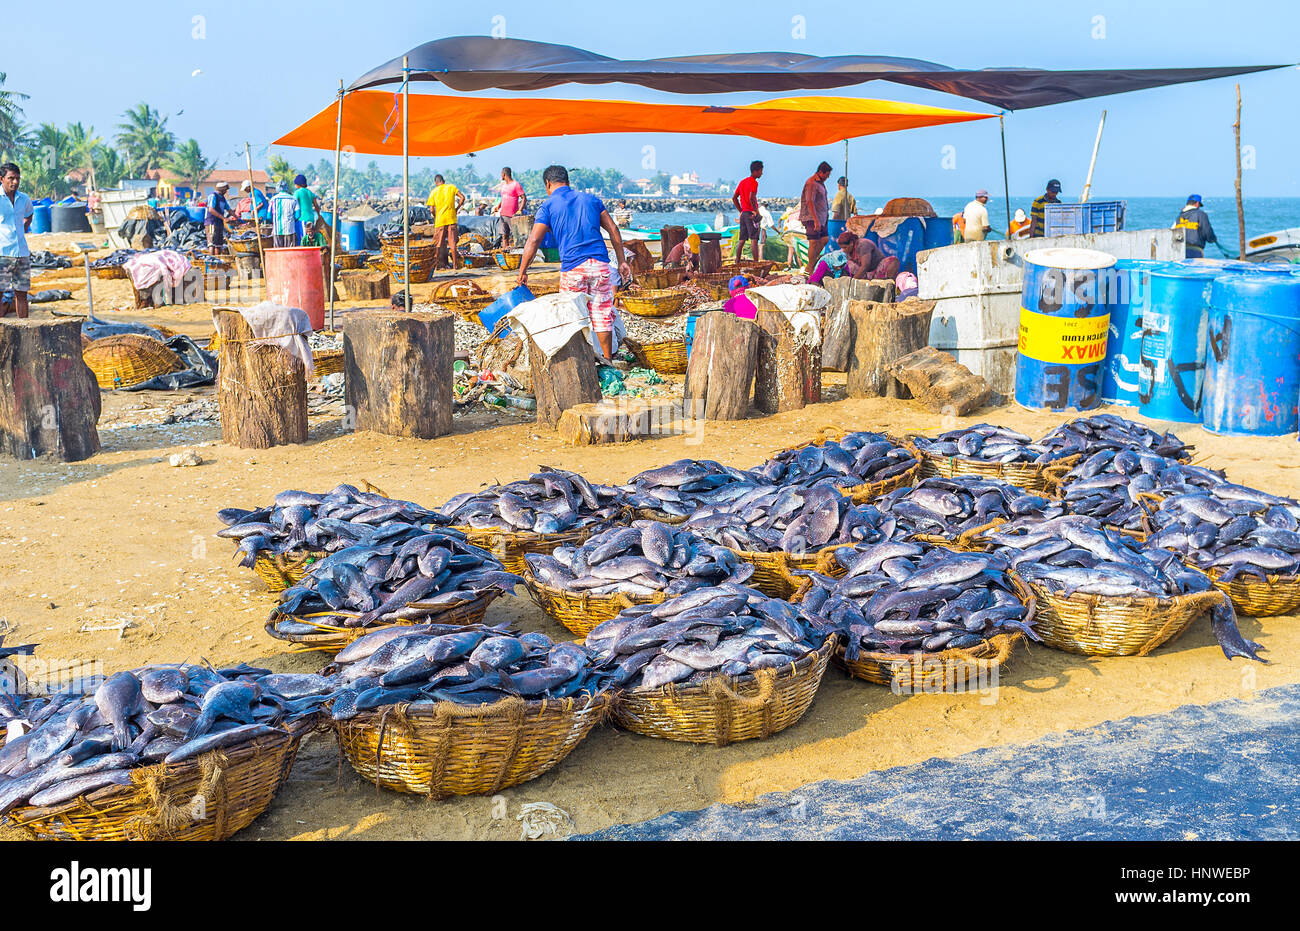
[267, 154, 296, 186]
[16, 124, 75, 198]
[116, 103, 175, 176]
[65, 122, 103, 191]
[0, 72, 28, 161]
[164, 139, 216, 192]
[93, 146, 128, 189]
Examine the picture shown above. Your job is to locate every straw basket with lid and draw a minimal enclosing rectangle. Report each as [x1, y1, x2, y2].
[82, 334, 184, 389]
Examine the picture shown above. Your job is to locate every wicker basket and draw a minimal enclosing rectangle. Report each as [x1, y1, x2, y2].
[729, 259, 776, 278]
[778, 429, 923, 505]
[916, 447, 1080, 497]
[520, 561, 668, 637]
[7, 717, 313, 840]
[93, 264, 130, 280]
[229, 232, 274, 255]
[313, 349, 344, 376]
[1204, 567, 1300, 617]
[438, 294, 497, 321]
[725, 547, 839, 598]
[266, 590, 498, 653]
[379, 237, 437, 284]
[83, 335, 183, 389]
[909, 518, 1005, 553]
[248, 549, 326, 591]
[455, 526, 595, 575]
[610, 635, 835, 745]
[636, 269, 686, 290]
[335, 252, 367, 270]
[836, 632, 1024, 688]
[1014, 572, 1226, 656]
[333, 692, 608, 798]
[459, 252, 495, 269]
[492, 250, 523, 270]
[621, 288, 688, 318]
[640, 339, 688, 376]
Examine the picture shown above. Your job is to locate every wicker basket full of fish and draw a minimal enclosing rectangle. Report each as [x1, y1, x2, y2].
[438, 468, 630, 575]
[763, 430, 921, 504]
[986, 515, 1264, 661]
[1145, 485, 1300, 617]
[912, 425, 1079, 496]
[874, 476, 1066, 552]
[1, 664, 327, 840]
[791, 544, 1035, 689]
[326, 626, 609, 797]
[586, 585, 836, 745]
[521, 522, 755, 637]
[266, 525, 520, 653]
[620, 288, 688, 318]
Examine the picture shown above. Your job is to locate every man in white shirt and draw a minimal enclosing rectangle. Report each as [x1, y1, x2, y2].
[962, 189, 992, 242]
[0, 163, 34, 319]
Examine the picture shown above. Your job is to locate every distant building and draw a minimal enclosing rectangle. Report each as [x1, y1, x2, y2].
[143, 167, 272, 198]
[668, 171, 706, 196]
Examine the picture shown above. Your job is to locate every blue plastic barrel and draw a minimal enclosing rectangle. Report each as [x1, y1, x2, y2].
[340, 219, 367, 252]
[186, 204, 207, 223]
[478, 285, 534, 337]
[922, 215, 954, 252]
[1202, 274, 1300, 435]
[31, 204, 51, 234]
[1101, 259, 1162, 407]
[1015, 247, 1117, 411]
[827, 220, 847, 243]
[685, 307, 710, 357]
[1136, 264, 1219, 423]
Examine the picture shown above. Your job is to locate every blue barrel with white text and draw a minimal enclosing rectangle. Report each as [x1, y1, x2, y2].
[1100, 259, 1162, 407]
[1015, 247, 1117, 411]
[1136, 264, 1219, 423]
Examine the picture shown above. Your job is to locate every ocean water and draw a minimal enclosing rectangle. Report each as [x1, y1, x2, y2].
[626, 197, 1300, 254]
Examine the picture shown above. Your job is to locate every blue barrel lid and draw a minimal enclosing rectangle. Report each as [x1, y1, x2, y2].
[1148, 262, 1221, 281]
[1210, 272, 1300, 317]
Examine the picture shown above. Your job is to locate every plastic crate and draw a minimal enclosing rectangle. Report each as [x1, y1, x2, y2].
[1043, 201, 1126, 237]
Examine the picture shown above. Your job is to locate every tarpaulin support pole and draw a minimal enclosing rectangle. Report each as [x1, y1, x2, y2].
[843, 139, 848, 186]
[999, 113, 1011, 232]
[330, 80, 344, 331]
[245, 142, 265, 283]
[402, 55, 411, 312]
[1080, 110, 1106, 203]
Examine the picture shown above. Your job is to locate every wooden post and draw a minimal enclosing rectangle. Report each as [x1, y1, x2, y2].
[660, 225, 687, 265]
[330, 79, 345, 331]
[338, 270, 390, 302]
[1079, 110, 1106, 204]
[697, 234, 722, 274]
[402, 56, 411, 312]
[343, 309, 453, 438]
[753, 308, 822, 413]
[213, 308, 308, 448]
[683, 311, 758, 420]
[0, 319, 101, 461]
[846, 299, 936, 398]
[999, 113, 1012, 232]
[527, 329, 601, 428]
[244, 142, 264, 272]
[1234, 84, 1245, 258]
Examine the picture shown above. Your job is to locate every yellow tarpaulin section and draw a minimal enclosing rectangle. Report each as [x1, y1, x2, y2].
[274, 92, 994, 155]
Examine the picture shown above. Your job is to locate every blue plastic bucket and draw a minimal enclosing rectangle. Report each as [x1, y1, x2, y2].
[186, 204, 207, 223]
[1202, 273, 1300, 435]
[340, 219, 367, 252]
[1015, 247, 1118, 411]
[685, 307, 710, 357]
[478, 285, 534, 337]
[31, 204, 51, 234]
[1136, 264, 1219, 423]
[1101, 259, 1162, 407]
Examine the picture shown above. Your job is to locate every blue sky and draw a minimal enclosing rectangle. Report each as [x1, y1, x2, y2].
[6, 0, 1298, 197]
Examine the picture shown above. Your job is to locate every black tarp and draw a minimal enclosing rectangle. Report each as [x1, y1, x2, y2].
[346, 37, 1288, 111]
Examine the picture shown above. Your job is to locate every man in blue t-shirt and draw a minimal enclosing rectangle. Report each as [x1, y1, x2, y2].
[517, 165, 631, 360]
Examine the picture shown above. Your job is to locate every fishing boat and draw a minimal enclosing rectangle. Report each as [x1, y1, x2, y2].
[1244, 227, 1300, 263]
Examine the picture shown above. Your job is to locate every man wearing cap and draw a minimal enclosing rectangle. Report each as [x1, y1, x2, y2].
[1173, 195, 1217, 259]
[1029, 179, 1062, 238]
[237, 180, 269, 223]
[270, 181, 297, 247]
[962, 190, 993, 242]
[205, 181, 234, 255]
[293, 174, 324, 247]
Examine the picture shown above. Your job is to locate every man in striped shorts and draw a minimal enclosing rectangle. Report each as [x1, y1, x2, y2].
[516, 164, 631, 360]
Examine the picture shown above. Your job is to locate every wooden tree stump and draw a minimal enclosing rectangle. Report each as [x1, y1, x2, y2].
[527, 329, 601, 428]
[683, 311, 758, 420]
[754, 309, 822, 414]
[846, 299, 937, 399]
[214, 308, 308, 449]
[888, 345, 992, 415]
[660, 225, 687, 265]
[0, 319, 100, 461]
[343, 309, 453, 438]
[556, 399, 679, 446]
[340, 271, 390, 302]
[623, 241, 655, 276]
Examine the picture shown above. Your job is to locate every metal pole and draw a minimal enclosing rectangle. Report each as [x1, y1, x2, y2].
[999, 114, 1012, 232]
[244, 142, 264, 301]
[843, 139, 848, 185]
[329, 80, 344, 331]
[1079, 110, 1107, 203]
[402, 55, 411, 312]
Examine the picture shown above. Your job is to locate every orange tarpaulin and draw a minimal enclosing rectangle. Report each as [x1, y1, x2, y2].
[274, 92, 994, 155]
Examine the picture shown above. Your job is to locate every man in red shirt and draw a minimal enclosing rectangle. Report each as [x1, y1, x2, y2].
[800, 160, 832, 278]
[732, 160, 763, 263]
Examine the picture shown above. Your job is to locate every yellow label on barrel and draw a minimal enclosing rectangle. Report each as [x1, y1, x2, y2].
[1018, 306, 1111, 364]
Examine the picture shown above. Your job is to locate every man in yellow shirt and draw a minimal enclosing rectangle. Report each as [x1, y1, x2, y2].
[426, 174, 466, 271]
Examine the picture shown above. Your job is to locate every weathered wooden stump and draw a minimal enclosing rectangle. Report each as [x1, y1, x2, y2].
[846, 299, 937, 399]
[683, 311, 758, 420]
[0, 318, 101, 461]
[889, 346, 992, 415]
[340, 270, 391, 302]
[527, 330, 601, 428]
[660, 225, 687, 265]
[624, 241, 655, 276]
[214, 308, 308, 449]
[556, 399, 679, 446]
[698, 234, 723, 274]
[820, 277, 897, 371]
[754, 309, 822, 414]
[343, 309, 454, 438]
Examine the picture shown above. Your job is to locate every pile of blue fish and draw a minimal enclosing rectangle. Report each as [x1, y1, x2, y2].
[270, 525, 518, 635]
[525, 522, 753, 598]
[1039, 414, 1193, 460]
[437, 467, 625, 533]
[325, 624, 600, 717]
[623, 459, 759, 518]
[218, 484, 441, 567]
[912, 424, 1065, 464]
[748, 432, 917, 490]
[876, 476, 1063, 538]
[800, 545, 1035, 657]
[1146, 487, 1300, 582]
[685, 486, 896, 554]
[584, 585, 830, 691]
[0, 663, 327, 815]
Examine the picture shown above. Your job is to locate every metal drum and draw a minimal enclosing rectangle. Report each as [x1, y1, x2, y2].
[1136, 264, 1219, 423]
[1202, 273, 1300, 435]
[1101, 258, 1161, 407]
[1015, 247, 1117, 411]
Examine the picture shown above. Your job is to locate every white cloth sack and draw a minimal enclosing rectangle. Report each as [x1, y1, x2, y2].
[216, 301, 314, 377]
[746, 284, 826, 345]
[506, 292, 592, 360]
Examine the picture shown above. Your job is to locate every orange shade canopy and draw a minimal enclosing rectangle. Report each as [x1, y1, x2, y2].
[274, 92, 994, 155]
